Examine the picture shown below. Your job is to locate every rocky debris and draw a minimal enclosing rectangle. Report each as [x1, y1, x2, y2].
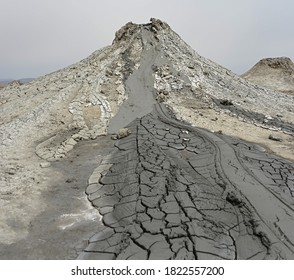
[154, 64, 186, 103]
[111, 128, 131, 140]
[8, 80, 23, 87]
[260, 57, 294, 70]
[40, 162, 51, 168]
[242, 57, 294, 95]
[220, 99, 233, 106]
[150, 18, 170, 33]
[113, 21, 139, 43]
[268, 134, 282, 142]
[113, 18, 169, 45]
[226, 191, 244, 207]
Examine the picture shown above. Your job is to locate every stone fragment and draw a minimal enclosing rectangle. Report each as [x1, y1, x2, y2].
[40, 162, 51, 168]
[268, 134, 282, 142]
[111, 128, 131, 140]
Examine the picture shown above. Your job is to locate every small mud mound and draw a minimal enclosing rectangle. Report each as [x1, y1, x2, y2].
[242, 57, 294, 95]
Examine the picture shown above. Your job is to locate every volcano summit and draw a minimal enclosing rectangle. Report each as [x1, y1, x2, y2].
[0, 19, 294, 260]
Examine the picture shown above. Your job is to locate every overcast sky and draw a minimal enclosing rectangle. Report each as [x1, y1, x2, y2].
[1, 0, 293, 79]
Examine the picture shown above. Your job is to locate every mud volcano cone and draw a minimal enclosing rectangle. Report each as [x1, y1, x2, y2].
[1, 19, 294, 260]
[242, 57, 294, 95]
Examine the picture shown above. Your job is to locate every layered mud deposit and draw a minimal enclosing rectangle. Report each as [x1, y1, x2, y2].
[0, 19, 293, 259]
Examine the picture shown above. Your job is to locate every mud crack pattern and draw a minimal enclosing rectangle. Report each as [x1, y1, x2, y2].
[78, 104, 294, 260]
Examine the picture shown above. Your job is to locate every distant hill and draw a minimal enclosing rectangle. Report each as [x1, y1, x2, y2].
[0, 78, 34, 84]
[242, 57, 294, 95]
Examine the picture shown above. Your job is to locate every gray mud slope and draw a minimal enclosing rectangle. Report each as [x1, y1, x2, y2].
[1, 19, 294, 260]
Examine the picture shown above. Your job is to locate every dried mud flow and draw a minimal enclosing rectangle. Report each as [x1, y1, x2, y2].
[79, 104, 294, 260]
[1, 19, 294, 259]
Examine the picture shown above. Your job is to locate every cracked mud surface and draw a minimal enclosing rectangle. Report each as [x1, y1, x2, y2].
[78, 104, 294, 260]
